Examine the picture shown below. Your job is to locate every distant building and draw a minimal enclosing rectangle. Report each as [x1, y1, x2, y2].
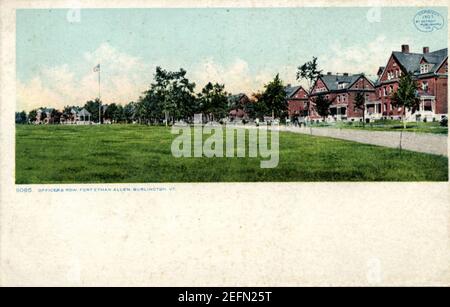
[285, 84, 309, 118]
[36, 108, 55, 124]
[228, 93, 250, 120]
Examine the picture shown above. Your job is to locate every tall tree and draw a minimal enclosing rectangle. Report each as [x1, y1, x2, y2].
[260, 74, 287, 119]
[251, 91, 269, 120]
[390, 72, 420, 129]
[296, 57, 322, 119]
[354, 92, 366, 126]
[84, 98, 102, 123]
[141, 67, 197, 125]
[124, 102, 136, 123]
[314, 94, 332, 121]
[28, 109, 38, 123]
[198, 82, 229, 121]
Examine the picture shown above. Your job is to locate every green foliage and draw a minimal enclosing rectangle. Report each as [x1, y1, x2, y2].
[354, 91, 366, 126]
[296, 57, 322, 117]
[28, 109, 38, 123]
[391, 72, 420, 127]
[83, 98, 102, 123]
[314, 94, 332, 120]
[15, 111, 27, 124]
[440, 117, 448, 127]
[198, 82, 229, 121]
[260, 74, 287, 119]
[138, 66, 197, 124]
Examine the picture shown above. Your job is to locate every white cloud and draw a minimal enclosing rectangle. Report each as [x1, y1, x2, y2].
[17, 43, 154, 111]
[17, 37, 417, 111]
[320, 35, 413, 80]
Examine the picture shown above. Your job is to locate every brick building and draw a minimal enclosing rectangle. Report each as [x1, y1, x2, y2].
[308, 72, 377, 122]
[285, 85, 309, 118]
[375, 44, 448, 121]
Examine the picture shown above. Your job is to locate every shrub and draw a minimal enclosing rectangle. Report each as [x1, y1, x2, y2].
[440, 117, 448, 127]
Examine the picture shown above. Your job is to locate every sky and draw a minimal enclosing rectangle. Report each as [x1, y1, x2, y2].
[16, 7, 448, 111]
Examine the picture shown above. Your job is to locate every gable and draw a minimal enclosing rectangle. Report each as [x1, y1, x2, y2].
[349, 76, 375, 90]
[437, 58, 448, 74]
[311, 78, 328, 94]
[379, 54, 403, 82]
[292, 87, 308, 99]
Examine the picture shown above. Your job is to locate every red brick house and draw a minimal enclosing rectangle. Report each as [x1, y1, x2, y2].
[285, 85, 309, 118]
[375, 44, 448, 121]
[308, 72, 377, 122]
[228, 93, 250, 120]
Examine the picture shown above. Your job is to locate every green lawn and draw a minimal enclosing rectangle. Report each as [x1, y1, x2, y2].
[15, 124, 448, 183]
[310, 120, 448, 134]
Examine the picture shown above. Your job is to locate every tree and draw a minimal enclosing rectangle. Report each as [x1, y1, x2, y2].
[354, 92, 366, 126]
[251, 92, 269, 120]
[15, 111, 27, 124]
[314, 94, 332, 121]
[260, 74, 287, 119]
[28, 109, 38, 123]
[50, 109, 62, 124]
[40, 111, 47, 123]
[84, 98, 102, 123]
[198, 82, 229, 121]
[104, 103, 118, 122]
[124, 102, 136, 123]
[140, 67, 197, 125]
[296, 57, 322, 119]
[390, 72, 420, 129]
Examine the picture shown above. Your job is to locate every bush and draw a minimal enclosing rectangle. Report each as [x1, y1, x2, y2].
[440, 117, 448, 127]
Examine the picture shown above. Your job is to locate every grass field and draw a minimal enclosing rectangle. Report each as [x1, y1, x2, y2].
[310, 120, 448, 134]
[16, 124, 448, 183]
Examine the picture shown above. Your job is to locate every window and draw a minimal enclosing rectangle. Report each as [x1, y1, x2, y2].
[389, 85, 393, 94]
[383, 87, 387, 96]
[422, 81, 429, 92]
[395, 70, 399, 78]
[338, 82, 348, 89]
[337, 95, 340, 103]
[383, 104, 387, 112]
[420, 64, 430, 74]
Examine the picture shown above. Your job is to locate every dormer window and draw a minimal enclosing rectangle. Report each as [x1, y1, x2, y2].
[420, 63, 430, 74]
[337, 82, 348, 89]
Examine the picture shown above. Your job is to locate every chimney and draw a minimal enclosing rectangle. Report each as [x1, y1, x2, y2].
[327, 72, 332, 75]
[343, 72, 349, 76]
[423, 46, 429, 54]
[401, 44, 410, 53]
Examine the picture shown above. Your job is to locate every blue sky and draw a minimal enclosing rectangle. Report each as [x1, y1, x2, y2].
[16, 7, 448, 111]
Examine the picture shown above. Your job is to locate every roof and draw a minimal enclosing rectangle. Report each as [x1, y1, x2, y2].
[39, 107, 55, 113]
[285, 85, 302, 98]
[228, 93, 246, 101]
[319, 73, 364, 91]
[78, 108, 91, 117]
[227, 93, 248, 106]
[392, 48, 447, 75]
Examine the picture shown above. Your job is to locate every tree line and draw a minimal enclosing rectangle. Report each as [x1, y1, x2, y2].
[15, 59, 422, 126]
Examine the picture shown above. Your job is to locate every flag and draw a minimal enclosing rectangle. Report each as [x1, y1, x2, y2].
[93, 64, 100, 72]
